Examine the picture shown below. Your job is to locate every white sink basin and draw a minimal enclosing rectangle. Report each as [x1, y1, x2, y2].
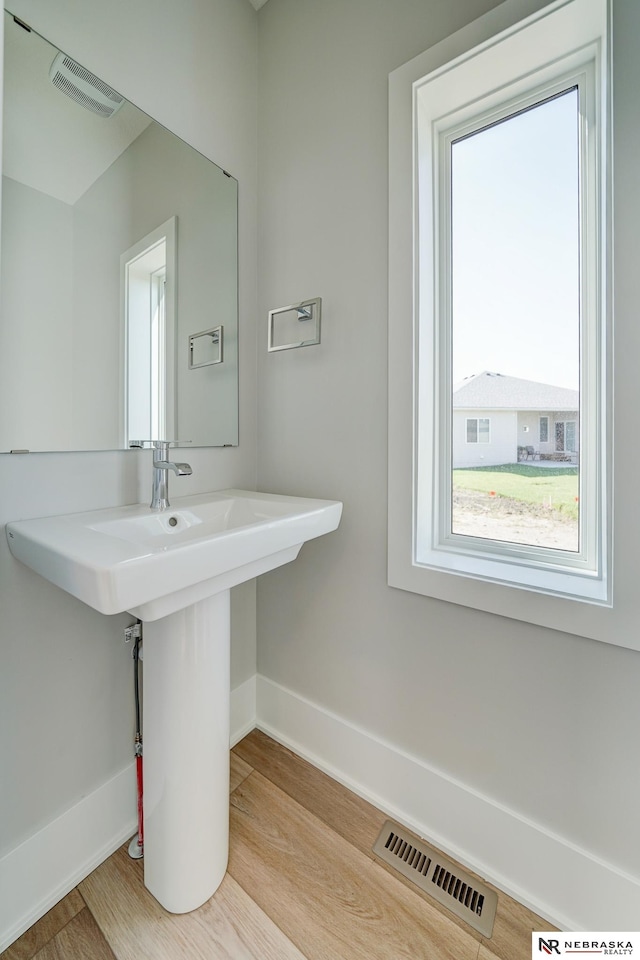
[6, 488, 342, 621]
[6, 486, 342, 915]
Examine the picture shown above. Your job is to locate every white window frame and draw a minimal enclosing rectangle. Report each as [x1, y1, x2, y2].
[466, 417, 490, 444]
[555, 419, 578, 453]
[539, 416, 549, 443]
[120, 217, 177, 447]
[388, 0, 613, 643]
[426, 63, 598, 585]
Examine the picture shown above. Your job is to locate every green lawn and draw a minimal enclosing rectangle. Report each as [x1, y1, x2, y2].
[453, 464, 579, 520]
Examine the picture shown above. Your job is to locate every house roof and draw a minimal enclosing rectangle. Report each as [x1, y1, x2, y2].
[452, 372, 579, 411]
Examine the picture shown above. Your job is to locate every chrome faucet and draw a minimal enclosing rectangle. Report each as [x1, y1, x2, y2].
[150, 442, 192, 511]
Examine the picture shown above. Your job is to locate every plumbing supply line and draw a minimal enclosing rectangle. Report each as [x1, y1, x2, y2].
[131, 629, 144, 857]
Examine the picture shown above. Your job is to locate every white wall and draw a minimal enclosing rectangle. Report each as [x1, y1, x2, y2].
[453, 410, 516, 467]
[518, 411, 547, 452]
[71, 147, 134, 449]
[0, 0, 258, 930]
[70, 120, 239, 449]
[4, 0, 640, 939]
[0, 178, 74, 449]
[256, 0, 640, 926]
[518, 411, 580, 456]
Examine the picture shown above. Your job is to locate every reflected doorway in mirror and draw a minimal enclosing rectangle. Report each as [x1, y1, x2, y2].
[121, 217, 177, 448]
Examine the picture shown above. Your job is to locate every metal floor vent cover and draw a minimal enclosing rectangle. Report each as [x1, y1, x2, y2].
[372, 820, 497, 938]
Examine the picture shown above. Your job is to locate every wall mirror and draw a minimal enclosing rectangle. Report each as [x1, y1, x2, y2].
[0, 11, 239, 453]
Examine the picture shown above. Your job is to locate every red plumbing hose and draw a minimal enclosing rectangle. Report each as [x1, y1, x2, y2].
[135, 734, 144, 850]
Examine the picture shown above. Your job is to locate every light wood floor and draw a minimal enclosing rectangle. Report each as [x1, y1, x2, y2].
[2, 730, 556, 960]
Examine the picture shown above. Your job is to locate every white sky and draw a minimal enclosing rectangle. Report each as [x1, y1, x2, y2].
[451, 88, 580, 391]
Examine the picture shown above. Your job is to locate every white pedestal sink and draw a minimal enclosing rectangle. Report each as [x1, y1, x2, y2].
[6, 489, 342, 913]
[143, 592, 231, 912]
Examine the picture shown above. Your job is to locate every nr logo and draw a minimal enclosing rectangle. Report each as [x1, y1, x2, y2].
[538, 940, 561, 955]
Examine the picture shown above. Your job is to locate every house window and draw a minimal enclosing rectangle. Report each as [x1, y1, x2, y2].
[539, 417, 549, 443]
[449, 82, 582, 551]
[466, 418, 490, 443]
[387, 0, 610, 620]
[555, 420, 577, 453]
[436, 66, 590, 566]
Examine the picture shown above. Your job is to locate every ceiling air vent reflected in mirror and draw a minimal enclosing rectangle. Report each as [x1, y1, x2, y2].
[49, 52, 124, 117]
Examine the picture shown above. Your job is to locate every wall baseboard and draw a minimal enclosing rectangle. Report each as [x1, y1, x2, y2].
[0, 763, 137, 953]
[0, 676, 258, 952]
[5, 672, 637, 949]
[256, 675, 640, 931]
[230, 673, 257, 746]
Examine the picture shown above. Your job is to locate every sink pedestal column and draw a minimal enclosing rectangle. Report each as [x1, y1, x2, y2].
[142, 590, 230, 913]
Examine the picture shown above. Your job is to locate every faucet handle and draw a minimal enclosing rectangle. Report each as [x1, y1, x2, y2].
[129, 439, 193, 449]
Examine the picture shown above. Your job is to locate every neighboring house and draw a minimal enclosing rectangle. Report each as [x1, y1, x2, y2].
[452, 371, 579, 468]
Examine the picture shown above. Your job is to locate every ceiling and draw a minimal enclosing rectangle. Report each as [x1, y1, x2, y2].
[3, 13, 150, 204]
[249, 0, 270, 9]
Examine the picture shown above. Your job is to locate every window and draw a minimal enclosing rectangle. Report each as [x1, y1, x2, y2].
[418, 19, 603, 592]
[388, 0, 611, 636]
[448, 86, 581, 552]
[539, 417, 549, 443]
[466, 418, 490, 444]
[121, 217, 177, 447]
[555, 420, 577, 453]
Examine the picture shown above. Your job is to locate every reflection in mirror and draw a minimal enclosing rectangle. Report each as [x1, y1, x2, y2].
[0, 11, 238, 452]
[122, 217, 177, 446]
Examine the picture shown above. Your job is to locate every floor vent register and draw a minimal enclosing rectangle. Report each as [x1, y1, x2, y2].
[372, 820, 497, 938]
